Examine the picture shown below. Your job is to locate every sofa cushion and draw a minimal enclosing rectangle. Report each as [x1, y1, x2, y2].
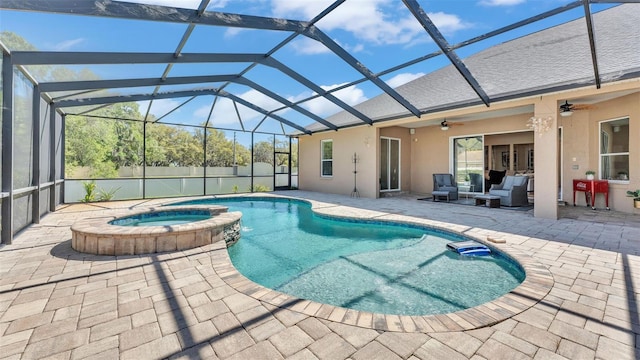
[490, 189, 510, 197]
[437, 175, 452, 186]
[514, 176, 528, 187]
[502, 176, 516, 190]
[439, 186, 457, 192]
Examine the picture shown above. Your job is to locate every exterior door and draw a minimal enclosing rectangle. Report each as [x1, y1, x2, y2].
[380, 137, 400, 192]
[274, 151, 290, 190]
[454, 136, 484, 193]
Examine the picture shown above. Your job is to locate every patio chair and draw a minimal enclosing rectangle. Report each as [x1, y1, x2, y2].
[489, 175, 529, 206]
[469, 173, 483, 193]
[432, 173, 459, 201]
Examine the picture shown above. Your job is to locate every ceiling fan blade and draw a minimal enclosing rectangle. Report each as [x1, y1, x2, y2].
[572, 104, 596, 110]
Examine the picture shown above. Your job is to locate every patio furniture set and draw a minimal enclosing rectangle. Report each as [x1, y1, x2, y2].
[432, 173, 530, 208]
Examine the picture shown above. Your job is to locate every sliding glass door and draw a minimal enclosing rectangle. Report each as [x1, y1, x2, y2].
[453, 136, 484, 193]
[380, 137, 401, 192]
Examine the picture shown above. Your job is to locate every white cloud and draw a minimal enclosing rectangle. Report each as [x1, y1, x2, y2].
[138, 99, 182, 119]
[385, 72, 425, 88]
[290, 37, 331, 55]
[292, 83, 368, 116]
[193, 104, 213, 120]
[479, 0, 525, 6]
[272, 0, 470, 47]
[343, 42, 365, 54]
[271, 0, 333, 19]
[52, 38, 84, 51]
[428, 12, 470, 34]
[290, 36, 366, 56]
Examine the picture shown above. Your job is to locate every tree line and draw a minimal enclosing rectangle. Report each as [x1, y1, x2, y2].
[65, 103, 295, 178]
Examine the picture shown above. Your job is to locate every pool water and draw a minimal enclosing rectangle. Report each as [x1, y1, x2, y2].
[174, 198, 525, 315]
[110, 211, 210, 227]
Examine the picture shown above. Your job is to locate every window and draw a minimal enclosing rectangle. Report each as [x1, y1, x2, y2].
[321, 139, 333, 177]
[600, 118, 629, 181]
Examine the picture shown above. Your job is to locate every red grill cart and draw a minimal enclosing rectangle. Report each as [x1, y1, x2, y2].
[573, 179, 610, 210]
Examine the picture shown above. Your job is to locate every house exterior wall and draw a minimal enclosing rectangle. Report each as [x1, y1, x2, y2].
[561, 92, 640, 213]
[297, 80, 640, 216]
[299, 126, 378, 198]
[410, 113, 532, 195]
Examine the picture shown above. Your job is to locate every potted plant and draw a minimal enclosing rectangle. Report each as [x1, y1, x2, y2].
[585, 170, 596, 180]
[618, 171, 629, 180]
[627, 190, 640, 209]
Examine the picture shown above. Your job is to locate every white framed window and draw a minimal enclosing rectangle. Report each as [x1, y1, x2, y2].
[321, 139, 333, 177]
[599, 117, 629, 181]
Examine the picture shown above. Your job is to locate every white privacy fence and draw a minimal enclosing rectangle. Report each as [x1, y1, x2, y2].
[64, 163, 298, 203]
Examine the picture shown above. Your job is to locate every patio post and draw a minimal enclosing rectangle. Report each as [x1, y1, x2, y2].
[533, 98, 559, 220]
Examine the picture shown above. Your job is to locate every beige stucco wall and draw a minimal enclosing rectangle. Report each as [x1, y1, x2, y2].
[299, 126, 378, 198]
[560, 92, 640, 213]
[410, 113, 532, 195]
[297, 79, 640, 216]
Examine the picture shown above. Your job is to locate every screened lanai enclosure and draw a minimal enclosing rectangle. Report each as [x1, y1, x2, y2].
[2, 0, 639, 243]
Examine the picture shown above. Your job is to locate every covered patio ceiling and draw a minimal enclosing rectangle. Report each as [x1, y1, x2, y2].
[1, 0, 638, 135]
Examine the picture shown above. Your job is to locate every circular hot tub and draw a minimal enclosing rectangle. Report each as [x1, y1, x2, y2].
[109, 209, 212, 227]
[71, 205, 241, 255]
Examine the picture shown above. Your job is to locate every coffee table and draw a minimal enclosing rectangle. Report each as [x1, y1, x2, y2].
[474, 194, 500, 208]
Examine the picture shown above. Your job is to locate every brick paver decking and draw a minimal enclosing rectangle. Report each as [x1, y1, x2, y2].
[1, 191, 639, 359]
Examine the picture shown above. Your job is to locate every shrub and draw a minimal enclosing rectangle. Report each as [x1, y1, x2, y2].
[81, 181, 97, 202]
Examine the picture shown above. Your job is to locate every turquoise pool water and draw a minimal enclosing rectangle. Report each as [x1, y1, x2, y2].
[110, 210, 211, 227]
[173, 197, 525, 315]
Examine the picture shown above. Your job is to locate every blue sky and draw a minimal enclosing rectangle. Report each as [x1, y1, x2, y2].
[0, 0, 604, 134]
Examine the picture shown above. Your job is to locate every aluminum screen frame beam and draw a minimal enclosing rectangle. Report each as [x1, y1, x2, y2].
[582, 0, 602, 88]
[12, 51, 373, 127]
[0, 0, 308, 32]
[1, 51, 14, 244]
[263, 57, 373, 125]
[216, 90, 312, 135]
[3, 0, 421, 120]
[9, 51, 266, 66]
[235, 78, 338, 130]
[39, 75, 338, 130]
[403, 0, 491, 107]
[303, 27, 422, 117]
[154, 0, 211, 99]
[38, 75, 239, 92]
[55, 89, 312, 135]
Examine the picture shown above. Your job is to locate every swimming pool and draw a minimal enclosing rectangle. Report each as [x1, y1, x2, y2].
[173, 197, 525, 316]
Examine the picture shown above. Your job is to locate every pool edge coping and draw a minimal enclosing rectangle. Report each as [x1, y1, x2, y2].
[208, 194, 554, 333]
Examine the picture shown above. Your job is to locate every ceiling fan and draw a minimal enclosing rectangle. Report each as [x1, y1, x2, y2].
[559, 100, 596, 116]
[439, 119, 463, 131]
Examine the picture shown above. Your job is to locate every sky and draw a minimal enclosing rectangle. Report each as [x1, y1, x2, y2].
[0, 0, 605, 135]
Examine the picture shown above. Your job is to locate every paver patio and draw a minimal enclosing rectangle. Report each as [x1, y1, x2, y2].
[1, 190, 639, 359]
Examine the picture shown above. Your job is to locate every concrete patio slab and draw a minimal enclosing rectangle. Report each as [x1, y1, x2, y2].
[1, 191, 639, 359]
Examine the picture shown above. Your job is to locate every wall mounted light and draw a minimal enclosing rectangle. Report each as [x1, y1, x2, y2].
[440, 120, 449, 131]
[527, 116, 553, 136]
